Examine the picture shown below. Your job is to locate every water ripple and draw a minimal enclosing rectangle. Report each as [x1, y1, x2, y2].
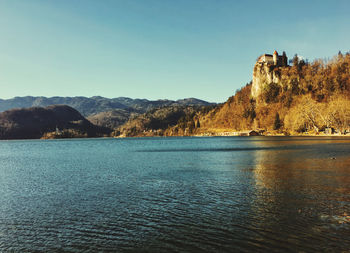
[0, 137, 349, 252]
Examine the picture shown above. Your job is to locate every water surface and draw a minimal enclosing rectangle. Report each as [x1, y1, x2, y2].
[0, 137, 349, 252]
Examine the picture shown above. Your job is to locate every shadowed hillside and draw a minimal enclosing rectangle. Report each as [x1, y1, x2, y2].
[0, 105, 111, 139]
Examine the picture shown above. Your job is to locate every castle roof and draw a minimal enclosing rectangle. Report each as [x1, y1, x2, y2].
[273, 50, 278, 55]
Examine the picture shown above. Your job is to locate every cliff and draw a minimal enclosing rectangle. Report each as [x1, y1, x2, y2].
[252, 51, 288, 100]
[252, 62, 282, 99]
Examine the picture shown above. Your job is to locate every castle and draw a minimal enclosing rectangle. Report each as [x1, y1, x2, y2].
[251, 51, 288, 98]
[257, 50, 288, 67]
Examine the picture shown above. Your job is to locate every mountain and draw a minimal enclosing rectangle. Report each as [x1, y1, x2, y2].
[0, 105, 111, 139]
[0, 96, 215, 117]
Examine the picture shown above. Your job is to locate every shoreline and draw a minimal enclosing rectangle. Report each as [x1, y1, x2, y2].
[2, 134, 350, 141]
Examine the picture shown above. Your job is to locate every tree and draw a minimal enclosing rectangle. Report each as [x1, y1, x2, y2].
[283, 95, 322, 132]
[196, 119, 200, 128]
[327, 96, 350, 133]
[282, 51, 288, 66]
[263, 82, 280, 103]
[273, 113, 281, 130]
[188, 119, 195, 134]
[292, 54, 299, 67]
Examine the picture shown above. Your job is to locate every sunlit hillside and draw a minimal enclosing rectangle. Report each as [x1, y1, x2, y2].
[168, 52, 350, 136]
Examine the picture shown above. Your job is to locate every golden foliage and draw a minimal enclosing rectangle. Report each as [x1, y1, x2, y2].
[198, 52, 350, 134]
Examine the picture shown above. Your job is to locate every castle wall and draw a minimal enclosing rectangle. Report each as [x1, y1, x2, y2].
[259, 55, 274, 64]
[258, 52, 287, 67]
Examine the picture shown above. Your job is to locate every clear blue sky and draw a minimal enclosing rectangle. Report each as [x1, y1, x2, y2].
[0, 0, 349, 102]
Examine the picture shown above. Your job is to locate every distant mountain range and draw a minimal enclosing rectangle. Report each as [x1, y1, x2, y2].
[0, 96, 215, 116]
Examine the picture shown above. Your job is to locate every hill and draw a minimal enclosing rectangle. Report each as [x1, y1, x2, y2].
[115, 105, 214, 137]
[0, 96, 215, 116]
[192, 51, 350, 135]
[0, 105, 111, 139]
[87, 109, 135, 129]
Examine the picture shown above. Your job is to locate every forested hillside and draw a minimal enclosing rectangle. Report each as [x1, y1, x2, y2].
[115, 105, 213, 137]
[168, 52, 350, 135]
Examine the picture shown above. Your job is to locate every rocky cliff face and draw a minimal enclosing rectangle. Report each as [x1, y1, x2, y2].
[252, 62, 282, 99]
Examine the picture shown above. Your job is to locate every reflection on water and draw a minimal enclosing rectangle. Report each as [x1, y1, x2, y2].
[251, 138, 350, 251]
[0, 137, 349, 252]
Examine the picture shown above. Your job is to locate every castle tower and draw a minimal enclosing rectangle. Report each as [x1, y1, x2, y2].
[273, 50, 278, 65]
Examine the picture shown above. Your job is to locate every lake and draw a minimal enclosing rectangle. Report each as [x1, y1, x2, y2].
[0, 137, 349, 252]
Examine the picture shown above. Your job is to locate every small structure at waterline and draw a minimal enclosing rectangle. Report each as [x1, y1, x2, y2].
[238, 130, 261, 136]
[324, 127, 334, 135]
[248, 130, 260, 136]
